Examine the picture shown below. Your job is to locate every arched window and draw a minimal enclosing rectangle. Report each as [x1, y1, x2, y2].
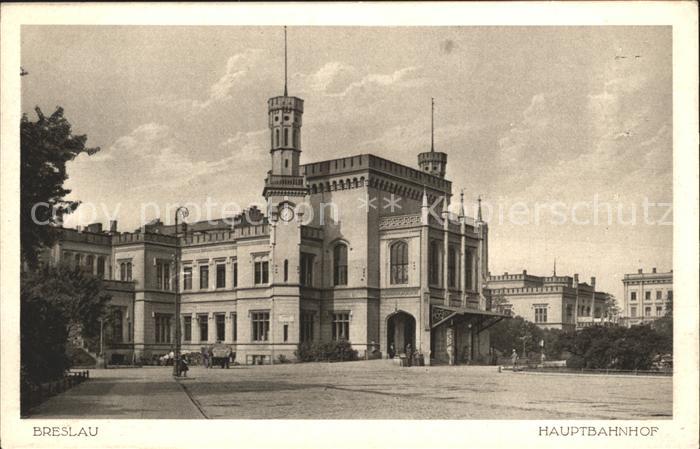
[285, 159, 289, 169]
[120, 262, 126, 281]
[284, 128, 289, 146]
[126, 262, 132, 281]
[85, 255, 94, 273]
[284, 259, 289, 282]
[333, 244, 348, 286]
[275, 129, 280, 147]
[429, 240, 441, 285]
[292, 128, 297, 148]
[390, 241, 408, 285]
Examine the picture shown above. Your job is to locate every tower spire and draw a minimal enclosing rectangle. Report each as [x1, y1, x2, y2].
[477, 195, 483, 222]
[553, 258, 557, 276]
[459, 189, 465, 217]
[284, 26, 288, 96]
[431, 97, 435, 152]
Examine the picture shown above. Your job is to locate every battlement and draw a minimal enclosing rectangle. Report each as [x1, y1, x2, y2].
[268, 95, 304, 112]
[302, 154, 451, 192]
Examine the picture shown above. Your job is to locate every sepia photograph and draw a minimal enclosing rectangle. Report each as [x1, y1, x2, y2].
[1, 3, 698, 449]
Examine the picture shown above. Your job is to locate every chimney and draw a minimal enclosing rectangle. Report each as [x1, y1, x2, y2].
[652, 267, 657, 273]
[523, 270, 527, 275]
[590, 276, 596, 288]
[109, 220, 118, 233]
[573, 273, 579, 287]
[86, 222, 102, 233]
[76, 225, 82, 233]
[638, 268, 643, 274]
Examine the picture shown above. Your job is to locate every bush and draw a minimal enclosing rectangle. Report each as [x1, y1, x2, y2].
[295, 340, 359, 363]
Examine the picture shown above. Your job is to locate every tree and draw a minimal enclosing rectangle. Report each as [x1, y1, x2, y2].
[489, 315, 544, 357]
[603, 294, 621, 323]
[21, 264, 111, 388]
[20, 107, 100, 268]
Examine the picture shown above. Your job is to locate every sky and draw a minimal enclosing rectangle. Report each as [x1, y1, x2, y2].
[20, 26, 673, 302]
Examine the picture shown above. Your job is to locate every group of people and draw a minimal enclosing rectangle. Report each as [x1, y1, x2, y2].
[388, 342, 422, 366]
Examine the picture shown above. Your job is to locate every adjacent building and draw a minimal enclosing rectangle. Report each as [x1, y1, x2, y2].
[486, 270, 611, 330]
[621, 268, 673, 327]
[44, 48, 504, 366]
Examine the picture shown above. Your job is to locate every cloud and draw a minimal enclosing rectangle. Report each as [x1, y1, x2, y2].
[219, 129, 268, 163]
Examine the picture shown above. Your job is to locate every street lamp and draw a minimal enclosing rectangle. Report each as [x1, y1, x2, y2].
[173, 206, 189, 377]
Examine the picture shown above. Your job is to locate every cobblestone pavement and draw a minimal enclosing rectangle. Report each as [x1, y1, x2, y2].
[26, 360, 672, 419]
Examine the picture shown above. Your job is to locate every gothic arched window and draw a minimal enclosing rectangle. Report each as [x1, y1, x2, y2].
[390, 241, 408, 285]
[284, 128, 289, 146]
[292, 128, 298, 148]
[275, 129, 280, 147]
[333, 243, 348, 286]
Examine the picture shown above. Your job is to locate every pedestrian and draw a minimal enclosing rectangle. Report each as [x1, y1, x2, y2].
[388, 343, 396, 359]
[511, 349, 519, 370]
[207, 347, 214, 369]
[405, 343, 413, 367]
[201, 347, 209, 369]
[180, 357, 189, 377]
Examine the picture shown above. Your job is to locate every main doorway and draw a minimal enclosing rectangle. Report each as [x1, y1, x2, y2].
[386, 311, 416, 355]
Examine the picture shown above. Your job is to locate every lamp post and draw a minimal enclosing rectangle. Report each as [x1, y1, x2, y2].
[173, 206, 189, 377]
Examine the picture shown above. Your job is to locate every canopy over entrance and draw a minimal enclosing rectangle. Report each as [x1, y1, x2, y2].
[430, 305, 509, 333]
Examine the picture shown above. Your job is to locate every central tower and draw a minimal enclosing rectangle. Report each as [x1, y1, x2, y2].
[263, 27, 307, 203]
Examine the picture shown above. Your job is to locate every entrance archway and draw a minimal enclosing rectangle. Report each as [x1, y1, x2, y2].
[386, 311, 416, 356]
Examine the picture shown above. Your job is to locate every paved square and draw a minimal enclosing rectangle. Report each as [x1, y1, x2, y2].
[28, 360, 672, 419]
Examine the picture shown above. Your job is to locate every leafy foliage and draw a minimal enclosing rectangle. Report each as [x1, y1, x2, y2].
[20, 107, 100, 268]
[21, 264, 111, 387]
[489, 315, 548, 357]
[295, 340, 359, 362]
[559, 324, 667, 370]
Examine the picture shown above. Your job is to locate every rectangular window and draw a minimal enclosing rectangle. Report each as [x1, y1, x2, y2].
[216, 264, 226, 288]
[332, 312, 350, 341]
[534, 305, 548, 323]
[183, 266, 193, 290]
[301, 311, 314, 342]
[429, 241, 441, 285]
[112, 308, 123, 343]
[300, 253, 314, 287]
[283, 324, 289, 342]
[631, 306, 637, 318]
[447, 246, 456, 288]
[154, 314, 171, 343]
[156, 261, 170, 291]
[215, 313, 225, 341]
[183, 316, 192, 342]
[644, 306, 651, 317]
[656, 306, 662, 316]
[465, 250, 474, 291]
[252, 311, 270, 341]
[231, 312, 237, 341]
[656, 290, 662, 300]
[199, 314, 208, 342]
[233, 262, 238, 288]
[254, 261, 269, 285]
[668, 290, 673, 301]
[630, 291, 637, 301]
[97, 257, 105, 278]
[645, 291, 651, 300]
[200, 265, 209, 289]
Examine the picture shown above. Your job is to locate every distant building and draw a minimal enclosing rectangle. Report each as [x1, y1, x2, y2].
[486, 270, 611, 330]
[621, 268, 673, 327]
